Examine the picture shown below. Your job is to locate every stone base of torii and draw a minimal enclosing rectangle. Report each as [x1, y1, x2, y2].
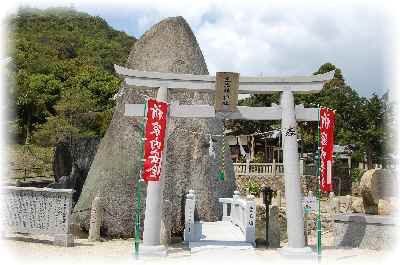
[116, 64, 334, 257]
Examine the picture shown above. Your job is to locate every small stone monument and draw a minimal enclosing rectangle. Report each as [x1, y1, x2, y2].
[272, 190, 282, 207]
[268, 205, 280, 248]
[88, 195, 102, 241]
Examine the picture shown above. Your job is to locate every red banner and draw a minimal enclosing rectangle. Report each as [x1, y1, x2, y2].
[319, 107, 335, 193]
[143, 98, 168, 182]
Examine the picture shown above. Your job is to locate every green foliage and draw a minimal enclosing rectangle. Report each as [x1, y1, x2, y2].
[226, 93, 280, 136]
[8, 144, 54, 180]
[32, 116, 80, 146]
[296, 63, 387, 167]
[8, 7, 136, 145]
[244, 179, 261, 196]
[351, 168, 365, 182]
[252, 152, 265, 163]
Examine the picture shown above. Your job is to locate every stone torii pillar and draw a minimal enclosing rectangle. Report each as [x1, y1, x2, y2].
[142, 86, 167, 250]
[280, 91, 310, 255]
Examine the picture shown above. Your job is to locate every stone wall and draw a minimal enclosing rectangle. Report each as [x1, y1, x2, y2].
[0, 186, 74, 246]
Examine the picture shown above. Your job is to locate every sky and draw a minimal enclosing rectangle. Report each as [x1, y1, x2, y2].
[2, 0, 398, 97]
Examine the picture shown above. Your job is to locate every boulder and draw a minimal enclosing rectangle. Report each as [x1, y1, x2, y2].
[359, 169, 397, 214]
[73, 16, 235, 238]
[351, 197, 365, 213]
[50, 136, 100, 204]
[53, 141, 72, 182]
[378, 198, 398, 215]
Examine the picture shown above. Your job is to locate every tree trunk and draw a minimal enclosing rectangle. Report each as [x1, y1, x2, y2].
[25, 111, 31, 145]
[367, 144, 373, 169]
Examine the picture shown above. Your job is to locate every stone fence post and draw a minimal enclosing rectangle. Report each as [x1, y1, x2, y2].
[245, 156, 250, 174]
[232, 190, 240, 226]
[184, 190, 195, 242]
[88, 195, 103, 241]
[245, 195, 256, 245]
[272, 159, 276, 177]
[299, 157, 304, 176]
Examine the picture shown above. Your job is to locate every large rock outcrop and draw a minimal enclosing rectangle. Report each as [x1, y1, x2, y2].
[49, 136, 100, 204]
[73, 16, 236, 239]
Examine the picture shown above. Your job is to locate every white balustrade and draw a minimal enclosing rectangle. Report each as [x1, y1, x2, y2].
[184, 190, 196, 242]
[233, 162, 287, 176]
[233, 162, 308, 177]
[218, 191, 256, 245]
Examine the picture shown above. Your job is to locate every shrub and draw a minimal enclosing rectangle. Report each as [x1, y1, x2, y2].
[351, 168, 364, 182]
[244, 179, 261, 196]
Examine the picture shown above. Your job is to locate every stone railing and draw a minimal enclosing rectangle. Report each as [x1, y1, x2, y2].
[183, 190, 196, 242]
[233, 161, 314, 177]
[219, 191, 256, 245]
[0, 186, 74, 246]
[233, 162, 285, 176]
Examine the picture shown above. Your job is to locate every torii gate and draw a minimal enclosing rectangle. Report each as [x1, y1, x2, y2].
[115, 64, 334, 256]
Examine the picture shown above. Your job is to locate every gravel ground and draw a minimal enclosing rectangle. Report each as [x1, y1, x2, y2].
[1, 231, 395, 265]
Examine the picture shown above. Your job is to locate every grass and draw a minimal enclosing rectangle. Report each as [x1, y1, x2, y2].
[6, 144, 54, 181]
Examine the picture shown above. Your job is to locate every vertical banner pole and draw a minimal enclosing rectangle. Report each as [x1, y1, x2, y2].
[134, 101, 148, 259]
[316, 106, 322, 259]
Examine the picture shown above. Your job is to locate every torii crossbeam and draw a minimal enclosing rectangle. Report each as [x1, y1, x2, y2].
[115, 64, 334, 256]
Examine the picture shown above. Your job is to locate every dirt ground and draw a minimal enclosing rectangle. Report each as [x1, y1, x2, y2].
[1, 231, 394, 265]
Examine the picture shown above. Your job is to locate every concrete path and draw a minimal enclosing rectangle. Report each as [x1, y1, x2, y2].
[1, 234, 391, 265]
[188, 221, 254, 252]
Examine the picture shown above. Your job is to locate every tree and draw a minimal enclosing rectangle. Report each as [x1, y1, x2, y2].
[8, 7, 136, 145]
[358, 94, 385, 168]
[14, 71, 62, 143]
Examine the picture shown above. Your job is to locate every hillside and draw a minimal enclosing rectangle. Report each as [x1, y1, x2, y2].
[7, 7, 136, 145]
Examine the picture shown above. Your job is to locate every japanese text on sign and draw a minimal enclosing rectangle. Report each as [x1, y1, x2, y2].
[215, 72, 239, 112]
[319, 107, 335, 192]
[143, 99, 168, 182]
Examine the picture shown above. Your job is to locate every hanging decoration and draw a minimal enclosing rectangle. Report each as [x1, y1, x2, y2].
[143, 98, 169, 182]
[208, 135, 216, 159]
[237, 136, 247, 157]
[316, 106, 335, 257]
[218, 123, 226, 181]
[319, 107, 335, 193]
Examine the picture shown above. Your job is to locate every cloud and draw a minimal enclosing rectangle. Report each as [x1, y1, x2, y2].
[10, 0, 390, 97]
